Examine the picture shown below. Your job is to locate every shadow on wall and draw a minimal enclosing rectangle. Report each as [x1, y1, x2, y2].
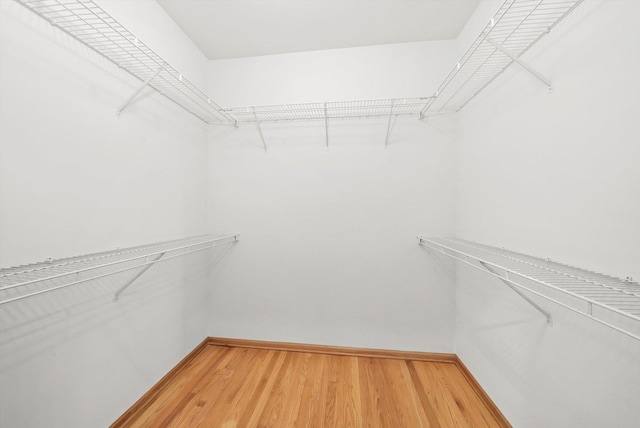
[7, 0, 207, 136]
[425, 246, 550, 389]
[208, 114, 456, 153]
[0, 243, 236, 371]
[455, 265, 640, 427]
[418, 244, 456, 283]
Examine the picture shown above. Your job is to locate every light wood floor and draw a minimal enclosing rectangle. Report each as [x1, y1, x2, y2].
[115, 344, 508, 427]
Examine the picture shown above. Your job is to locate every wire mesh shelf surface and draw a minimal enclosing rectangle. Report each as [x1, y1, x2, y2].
[226, 98, 433, 123]
[418, 237, 640, 341]
[0, 234, 239, 305]
[16, 0, 236, 125]
[422, 0, 584, 114]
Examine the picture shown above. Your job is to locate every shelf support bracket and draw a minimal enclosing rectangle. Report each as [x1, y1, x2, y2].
[479, 261, 553, 324]
[252, 108, 267, 152]
[419, 110, 456, 120]
[324, 103, 329, 148]
[113, 252, 165, 301]
[385, 103, 394, 146]
[116, 67, 163, 117]
[486, 38, 553, 92]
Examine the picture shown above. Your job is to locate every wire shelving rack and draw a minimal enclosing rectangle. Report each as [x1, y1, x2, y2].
[226, 0, 585, 123]
[418, 237, 640, 341]
[14, 0, 586, 130]
[421, 0, 584, 114]
[226, 97, 434, 149]
[15, 0, 236, 125]
[13, 0, 586, 148]
[0, 234, 239, 305]
[226, 98, 432, 123]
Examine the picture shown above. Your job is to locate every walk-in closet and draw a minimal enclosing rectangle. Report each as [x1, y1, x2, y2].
[1, 0, 639, 426]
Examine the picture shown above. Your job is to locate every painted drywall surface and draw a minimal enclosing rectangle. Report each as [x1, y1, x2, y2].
[207, 121, 457, 352]
[205, 41, 458, 352]
[454, 0, 502, 57]
[455, 265, 640, 428]
[456, 0, 640, 280]
[207, 39, 456, 106]
[0, 255, 213, 428]
[0, 1, 212, 426]
[98, 0, 209, 88]
[454, 1, 640, 427]
[0, 0, 209, 267]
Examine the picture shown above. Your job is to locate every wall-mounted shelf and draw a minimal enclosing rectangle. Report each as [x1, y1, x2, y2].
[418, 237, 640, 341]
[226, 97, 432, 123]
[15, 0, 585, 131]
[16, 0, 236, 125]
[0, 234, 239, 305]
[223, 0, 586, 146]
[422, 0, 584, 114]
[225, 97, 433, 149]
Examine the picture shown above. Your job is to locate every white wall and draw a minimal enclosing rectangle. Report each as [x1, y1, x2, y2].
[454, 1, 640, 427]
[0, 1, 213, 426]
[454, 0, 502, 57]
[208, 40, 455, 106]
[205, 41, 459, 352]
[4, 0, 639, 426]
[0, 0, 210, 267]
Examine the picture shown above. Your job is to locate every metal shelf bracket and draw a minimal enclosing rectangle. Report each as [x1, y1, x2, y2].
[0, 234, 240, 306]
[486, 38, 553, 93]
[419, 111, 456, 120]
[478, 261, 553, 324]
[419, 235, 550, 322]
[417, 236, 640, 341]
[253, 108, 268, 152]
[116, 67, 163, 117]
[384, 103, 394, 146]
[113, 252, 165, 301]
[420, 0, 583, 114]
[324, 103, 329, 148]
[16, 0, 235, 125]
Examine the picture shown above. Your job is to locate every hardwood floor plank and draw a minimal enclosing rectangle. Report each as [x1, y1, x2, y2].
[421, 361, 505, 427]
[358, 357, 430, 428]
[163, 347, 257, 427]
[240, 350, 288, 427]
[410, 361, 470, 428]
[454, 357, 511, 427]
[292, 353, 329, 428]
[378, 358, 430, 428]
[402, 360, 441, 428]
[357, 357, 381, 428]
[124, 346, 230, 428]
[111, 338, 213, 428]
[191, 349, 276, 427]
[323, 355, 339, 427]
[256, 351, 310, 426]
[272, 352, 312, 427]
[327, 356, 361, 427]
[344, 356, 362, 428]
[114, 343, 510, 428]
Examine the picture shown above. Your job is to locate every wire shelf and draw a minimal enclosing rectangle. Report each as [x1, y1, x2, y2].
[226, 97, 433, 123]
[0, 234, 239, 305]
[422, 0, 584, 114]
[418, 237, 640, 341]
[16, 0, 236, 125]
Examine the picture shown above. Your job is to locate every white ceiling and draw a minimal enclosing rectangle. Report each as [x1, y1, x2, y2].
[156, 0, 480, 60]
